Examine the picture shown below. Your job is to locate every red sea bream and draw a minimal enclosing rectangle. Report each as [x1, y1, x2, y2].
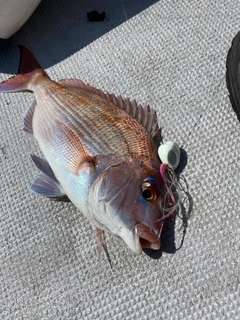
[0, 47, 178, 254]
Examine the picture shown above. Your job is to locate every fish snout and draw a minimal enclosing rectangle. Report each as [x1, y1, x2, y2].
[135, 223, 162, 250]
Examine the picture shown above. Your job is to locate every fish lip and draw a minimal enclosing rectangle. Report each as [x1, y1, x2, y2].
[135, 223, 161, 251]
[139, 237, 161, 250]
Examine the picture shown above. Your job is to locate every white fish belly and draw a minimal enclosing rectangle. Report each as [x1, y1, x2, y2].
[36, 132, 94, 220]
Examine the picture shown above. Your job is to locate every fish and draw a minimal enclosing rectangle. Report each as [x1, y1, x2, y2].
[0, 46, 179, 254]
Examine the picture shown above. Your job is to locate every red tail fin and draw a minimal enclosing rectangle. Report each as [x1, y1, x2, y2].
[18, 46, 43, 74]
[0, 46, 46, 93]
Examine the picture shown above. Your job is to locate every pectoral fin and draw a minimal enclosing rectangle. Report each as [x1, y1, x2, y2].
[54, 120, 96, 174]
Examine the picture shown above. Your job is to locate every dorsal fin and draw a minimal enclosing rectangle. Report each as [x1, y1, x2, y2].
[58, 79, 162, 143]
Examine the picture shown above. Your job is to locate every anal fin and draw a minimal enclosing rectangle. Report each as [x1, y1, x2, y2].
[23, 100, 36, 135]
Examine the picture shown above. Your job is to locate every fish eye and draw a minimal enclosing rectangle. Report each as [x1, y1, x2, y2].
[141, 181, 158, 201]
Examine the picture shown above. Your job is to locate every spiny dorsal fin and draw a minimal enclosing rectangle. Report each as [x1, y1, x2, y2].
[58, 79, 161, 142]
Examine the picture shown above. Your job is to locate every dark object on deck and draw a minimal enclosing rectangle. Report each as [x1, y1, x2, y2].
[226, 31, 240, 121]
[87, 10, 106, 22]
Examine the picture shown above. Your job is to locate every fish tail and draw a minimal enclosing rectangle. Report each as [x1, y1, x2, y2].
[0, 46, 46, 93]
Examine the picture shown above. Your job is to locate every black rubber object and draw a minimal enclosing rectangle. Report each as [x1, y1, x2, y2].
[226, 31, 240, 121]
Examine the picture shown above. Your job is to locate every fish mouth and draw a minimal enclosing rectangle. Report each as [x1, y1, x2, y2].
[135, 223, 161, 250]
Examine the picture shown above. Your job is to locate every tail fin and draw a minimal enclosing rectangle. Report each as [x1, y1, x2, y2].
[0, 46, 46, 93]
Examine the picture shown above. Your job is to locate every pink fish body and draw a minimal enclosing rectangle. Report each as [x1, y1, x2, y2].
[0, 47, 178, 254]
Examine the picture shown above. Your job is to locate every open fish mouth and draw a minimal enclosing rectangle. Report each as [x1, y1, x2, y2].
[135, 223, 161, 250]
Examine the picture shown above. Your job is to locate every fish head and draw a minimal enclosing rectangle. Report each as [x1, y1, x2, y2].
[88, 160, 177, 254]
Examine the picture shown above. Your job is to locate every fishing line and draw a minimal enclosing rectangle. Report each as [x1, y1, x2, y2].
[159, 164, 181, 215]
[155, 163, 189, 240]
[120, 0, 128, 21]
[180, 113, 203, 149]
[158, 164, 193, 242]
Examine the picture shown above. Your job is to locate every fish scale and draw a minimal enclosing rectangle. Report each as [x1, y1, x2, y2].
[34, 77, 159, 170]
